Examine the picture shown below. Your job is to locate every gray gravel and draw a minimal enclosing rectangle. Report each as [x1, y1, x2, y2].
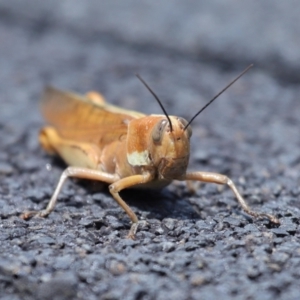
[1, 2, 300, 300]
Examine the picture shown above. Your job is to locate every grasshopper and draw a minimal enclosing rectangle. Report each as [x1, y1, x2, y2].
[21, 65, 279, 237]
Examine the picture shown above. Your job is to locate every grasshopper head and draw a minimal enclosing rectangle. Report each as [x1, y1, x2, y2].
[152, 116, 192, 179]
[126, 115, 192, 179]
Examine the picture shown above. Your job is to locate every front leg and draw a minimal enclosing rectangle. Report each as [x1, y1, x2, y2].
[109, 172, 154, 238]
[182, 172, 279, 224]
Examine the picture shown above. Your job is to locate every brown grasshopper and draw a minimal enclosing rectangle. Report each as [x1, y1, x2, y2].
[21, 65, 279, 237]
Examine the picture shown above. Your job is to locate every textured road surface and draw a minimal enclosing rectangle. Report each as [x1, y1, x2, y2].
[1, 2, 300, 300]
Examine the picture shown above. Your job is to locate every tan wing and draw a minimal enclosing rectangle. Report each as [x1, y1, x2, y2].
[41, 87, 145, 145]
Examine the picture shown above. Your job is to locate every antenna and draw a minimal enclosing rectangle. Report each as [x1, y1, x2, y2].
[136, 74, 173, 132]
[184, 64, 253, 130]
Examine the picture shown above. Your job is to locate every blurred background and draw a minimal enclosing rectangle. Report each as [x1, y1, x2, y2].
[2, 0, 300, 79]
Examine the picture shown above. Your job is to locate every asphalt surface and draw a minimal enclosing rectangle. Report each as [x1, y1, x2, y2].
[1, 2, 300, 300]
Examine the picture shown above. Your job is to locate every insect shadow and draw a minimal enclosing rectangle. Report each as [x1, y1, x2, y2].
[120, 188, 201, 221]
[78, 179, 201, 222]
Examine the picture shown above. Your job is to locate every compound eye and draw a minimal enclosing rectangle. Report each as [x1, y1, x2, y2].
[178, 117, 192, 138]
[185, 125, 192, 138]
[152, 119, 168, 143]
